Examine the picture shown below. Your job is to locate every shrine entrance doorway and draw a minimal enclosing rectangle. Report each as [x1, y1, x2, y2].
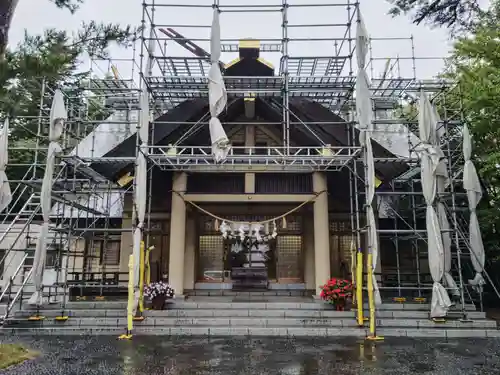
[196, 213, 304, 290]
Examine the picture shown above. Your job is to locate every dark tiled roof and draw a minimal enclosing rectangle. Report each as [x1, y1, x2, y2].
[93, 97, 407, 183]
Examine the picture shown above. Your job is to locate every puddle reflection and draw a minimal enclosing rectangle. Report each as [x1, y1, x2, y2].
[113, 338, 388, 374]
[4, 336, 499, 375]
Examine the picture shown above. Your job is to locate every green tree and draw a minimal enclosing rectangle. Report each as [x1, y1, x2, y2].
[1, 20, 136, 186]
[444, 1, 500, 260]
[387, 0, 481, 32]
[1, 0, 86, 57]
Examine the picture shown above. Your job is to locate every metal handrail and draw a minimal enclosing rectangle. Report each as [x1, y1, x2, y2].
[0, 253, 29, 302]
[0, 194, 41, 273]
[0, 183, 135, 318]
[0, 164, 72, 273]
[2, 267, 34, 321]
[0, 194, 39, 246]
[0, 165, 35, 225]
[0, 164, 67, 241]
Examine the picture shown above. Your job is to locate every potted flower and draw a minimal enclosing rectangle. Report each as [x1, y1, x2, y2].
[319, 278, 353, 311]
[144, 281, 175, 310]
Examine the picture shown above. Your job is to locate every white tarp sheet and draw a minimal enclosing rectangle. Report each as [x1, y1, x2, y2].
[356, 14, 381, 305]
[132, 87, 149, 314]
[437, 176, 460, 297]
[463, 125, 486, 292]
[29, 89, 66, 306]
[51, 191, 124, 218]
[0, 118, 12, 212]
[353, 16, 420, 160]
[208, 8, 230, 162]
[61, 109, 137, 219]
[70, 110, 137, 160]
[417, 91, 451, 318]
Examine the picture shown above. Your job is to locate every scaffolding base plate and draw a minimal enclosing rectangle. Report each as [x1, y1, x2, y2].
[366, 335, 384, 341]
[28, 316, 45, 321]
[432, 318, 446, 323]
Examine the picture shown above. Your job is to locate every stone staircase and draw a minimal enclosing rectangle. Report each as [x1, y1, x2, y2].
[1, 299, 498, 338]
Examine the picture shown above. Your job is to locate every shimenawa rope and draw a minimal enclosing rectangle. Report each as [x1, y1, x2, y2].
[171, 190, 327, 225]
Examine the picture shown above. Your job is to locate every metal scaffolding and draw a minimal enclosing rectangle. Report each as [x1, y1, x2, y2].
[0, 0, 494, 320]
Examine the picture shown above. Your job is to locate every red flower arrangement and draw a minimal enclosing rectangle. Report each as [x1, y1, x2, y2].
[319, 278, 353, 310]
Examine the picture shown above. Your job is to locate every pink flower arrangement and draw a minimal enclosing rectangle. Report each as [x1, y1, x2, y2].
[143, 281, 174, 300]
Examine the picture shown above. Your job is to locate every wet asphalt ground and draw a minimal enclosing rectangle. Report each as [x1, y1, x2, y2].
[1, 335, 500, 374]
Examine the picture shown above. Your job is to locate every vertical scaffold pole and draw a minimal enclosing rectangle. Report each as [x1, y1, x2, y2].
[138, 241, 146, 313]
[281, 0, 290, 155]
[119, 255, 134, 340]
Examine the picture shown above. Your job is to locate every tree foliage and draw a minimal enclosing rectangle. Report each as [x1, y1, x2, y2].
[0, 20, 136, 182]
[50, 0, 84, 12]
[444, 1, 500, 257]
[387, 0, 481, 32]
[1, 0, 86, 58]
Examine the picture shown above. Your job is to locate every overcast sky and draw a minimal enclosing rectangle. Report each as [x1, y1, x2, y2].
[9, 0, 452, 80]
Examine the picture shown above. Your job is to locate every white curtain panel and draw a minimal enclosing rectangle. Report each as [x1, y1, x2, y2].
[417, 92, 451, 318]
[208, 8, 230, 162]
[437, 177, 460, 297]
[355, 13, 381, 305]
[355, 14, 420, 159]
[463, 125, 485, 291]
[355, 13, 369, 69]
[0, 118, 12, 212]
[29, 90, 66, 306]
[132, 87, 149, 314]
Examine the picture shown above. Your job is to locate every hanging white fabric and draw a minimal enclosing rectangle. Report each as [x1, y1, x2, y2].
[417, 91, 451, 318]
[431, 102, 459, 297]
[437, 176, 459, 297]
[208, 7, 230, 162]
[132, 87, 149, 314]
[29, 90, 66, 306]
[355, 14, 381, 305]
[355, 14, 369, 70]
[0, 118, 12, 212]
[462, 125, 485, 292]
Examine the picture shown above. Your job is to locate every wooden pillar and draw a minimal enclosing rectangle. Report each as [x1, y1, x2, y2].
[168, 172, 187, 295]
[313, 172, 330, 295]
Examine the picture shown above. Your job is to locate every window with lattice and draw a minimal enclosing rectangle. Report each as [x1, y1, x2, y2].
[46, 250, 62, 269]
[87, 238, 121, 266]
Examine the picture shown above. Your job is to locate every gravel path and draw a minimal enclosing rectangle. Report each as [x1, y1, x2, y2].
[1, 335, 500, 374]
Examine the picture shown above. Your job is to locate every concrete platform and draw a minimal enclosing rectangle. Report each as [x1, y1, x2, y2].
[1, 300, 497, 338]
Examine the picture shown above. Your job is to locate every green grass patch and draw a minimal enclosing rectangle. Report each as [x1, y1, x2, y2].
[0, 344, 38, 369]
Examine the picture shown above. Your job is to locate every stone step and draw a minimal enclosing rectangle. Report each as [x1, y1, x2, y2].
[186, 290, 312, 297]
[4, 316, 497, 329]
[12, 308, 488, 320]
[2, 326, 499, 338]
[24, 301, 478, 312]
